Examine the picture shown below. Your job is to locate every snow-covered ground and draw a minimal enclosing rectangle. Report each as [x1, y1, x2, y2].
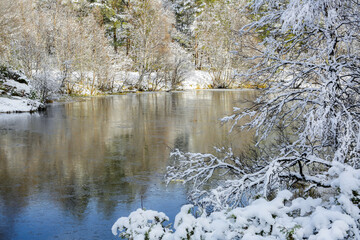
[181, 71, 212, 90]
[111, 70, 213, 91]
[0, 68, 232, 112]
[0, 97, 42, 113]
[0, 68, 43, 113]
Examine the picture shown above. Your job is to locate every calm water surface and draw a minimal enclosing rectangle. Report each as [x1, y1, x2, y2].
[0, 90, 256, 239]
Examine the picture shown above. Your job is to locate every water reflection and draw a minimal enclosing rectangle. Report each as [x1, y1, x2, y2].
[0, 90, 256, 239]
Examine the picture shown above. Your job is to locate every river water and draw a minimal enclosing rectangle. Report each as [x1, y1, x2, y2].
[0, 90, 256, 239]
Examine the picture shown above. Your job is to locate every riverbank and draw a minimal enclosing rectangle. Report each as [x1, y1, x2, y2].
[0, 67, 44, 113]
[0, 68, 262, 113]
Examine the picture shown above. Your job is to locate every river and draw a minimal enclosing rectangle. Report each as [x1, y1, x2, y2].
[0, 90, 256, 239]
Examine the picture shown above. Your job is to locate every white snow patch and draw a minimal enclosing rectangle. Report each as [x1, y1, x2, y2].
[0, 97, 42, 113]
[181, 70, 212, 90]
[3, 79, 31, 94]
[111, 70, 213, 91]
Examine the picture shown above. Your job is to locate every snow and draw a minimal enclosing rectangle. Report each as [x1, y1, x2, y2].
[0, 68, 43, 113]
[3, 79, 31, 94]
[113, 0, 360, 238]
[113, 163, 360, 239]
[111, 208, 170, 238]
[110, 70, 214, 91]
[181, 70, 212, 90]
[329, 162, 360, 195]
[0, 97, 42, 113]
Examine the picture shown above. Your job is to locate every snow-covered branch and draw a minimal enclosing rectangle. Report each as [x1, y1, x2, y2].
[113, 0, 360, 238]
[165, 0, 360, 209]
[114, 163, 360, 239]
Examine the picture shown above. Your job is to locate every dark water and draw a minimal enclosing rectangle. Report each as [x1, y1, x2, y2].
[0, 90, 256, 240]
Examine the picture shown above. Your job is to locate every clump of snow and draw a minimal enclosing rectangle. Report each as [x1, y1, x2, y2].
[0, 96, 42, 113]
[181, 70, 212, 90]
[70, 83, 99, 96]
[112, 71, 142, 91]
[112, 208, 170, 239]
[3, 79, 31, 95]
[329, 162, 360, 196]
[0, 67, 44, 113]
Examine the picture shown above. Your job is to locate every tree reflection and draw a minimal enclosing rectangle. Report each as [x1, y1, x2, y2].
[0, 90, 256, 237]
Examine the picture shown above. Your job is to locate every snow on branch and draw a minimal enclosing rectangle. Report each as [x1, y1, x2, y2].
[165, 0, 360, 210]
[114, 0, 360, 237]
[114, 163, 360, 239]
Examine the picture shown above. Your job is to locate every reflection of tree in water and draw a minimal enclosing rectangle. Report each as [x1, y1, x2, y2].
[173, 133, 189, 152]
[0, 152, 30, 240]
[57, 182, 91, 220]
[0, 90, 257, 229]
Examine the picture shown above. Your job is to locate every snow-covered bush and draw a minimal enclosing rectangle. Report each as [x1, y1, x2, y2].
[113, 163, 360, 239]
[31, 71, 62, 102]
[112, 208, 171, 240]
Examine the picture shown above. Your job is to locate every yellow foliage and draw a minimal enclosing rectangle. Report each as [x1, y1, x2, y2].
[240, 82, 267, 89]
[170, 179, 184, 183]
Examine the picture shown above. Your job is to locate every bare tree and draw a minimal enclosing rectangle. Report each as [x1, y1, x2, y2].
[0, 0, 21, 65]
[192, 0, 249, 88]
[127, 0, 173, 90]
[2, 0, 114, 96]
[167, 0, 360, 209]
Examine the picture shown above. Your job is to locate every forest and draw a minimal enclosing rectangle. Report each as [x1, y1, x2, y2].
[0, 0, 255, 103]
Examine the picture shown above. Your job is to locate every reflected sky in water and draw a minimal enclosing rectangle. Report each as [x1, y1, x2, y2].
[0, 90, 256, 239]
